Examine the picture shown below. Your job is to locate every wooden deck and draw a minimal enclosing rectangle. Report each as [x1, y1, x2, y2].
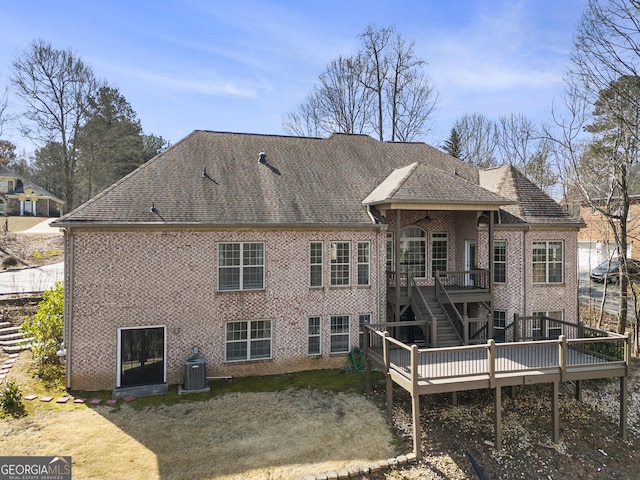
[364, 321, 630, 456]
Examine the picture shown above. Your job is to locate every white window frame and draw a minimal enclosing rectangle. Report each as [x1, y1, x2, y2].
[309, 241, 323, 288]
[225, 319, 272, 362]
[330, 315, 350, 353]
[218, 242, 265, 291]
[330, 241, 350, 286]
[532, 311, 564, 339]
[400, 226, 426, 278]
[493, 310, 507, 343]
[357, 241, 370, 286]
[494, 240, 507, 283]
[532, 241, 563, 284]
[307, 316, 321, 356]
[431, 232, 448, 277]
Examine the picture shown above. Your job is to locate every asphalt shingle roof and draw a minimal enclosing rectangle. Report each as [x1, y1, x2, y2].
[479, 165, 584, 226]
[54, 131, 569, 228]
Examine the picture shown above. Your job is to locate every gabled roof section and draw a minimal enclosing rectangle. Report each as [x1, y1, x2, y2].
[364, 162, 512, 208]
[479, 164, 584, 226]
[0, 164, 64, 202]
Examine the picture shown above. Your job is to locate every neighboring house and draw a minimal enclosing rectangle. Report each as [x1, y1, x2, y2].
[0, 165, 64, 217]
[52, 131, 584, 393]
[578, 197, 640, 264]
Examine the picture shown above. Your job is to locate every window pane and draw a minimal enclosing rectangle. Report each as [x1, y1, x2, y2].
[219, 244, 240, 266]
[330, 316, 350, 353]
[308, 316, 321, 355]
[242, 266, 264, 289]
[310, 242, 323, 287]
[357, 242, 370, 286]
[219, 268, 240, 290]
[226, 342, 247, 361]
[432, 233, 448, 277]
[494, 241, 506, 283]
[330, 242, 350, 286]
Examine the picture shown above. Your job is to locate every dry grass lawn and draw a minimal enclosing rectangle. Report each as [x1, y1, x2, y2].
[0, 353, 396, 480]
[1, 390, 395, 479]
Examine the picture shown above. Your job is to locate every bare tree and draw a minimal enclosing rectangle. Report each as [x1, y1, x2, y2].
[552, 0, 640, 334]
[11, 40, 100, 210]
[452, 113, 499, 168]
[283, 26, 437, 142]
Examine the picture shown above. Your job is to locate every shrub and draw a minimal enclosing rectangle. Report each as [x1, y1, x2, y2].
[21, 281, 64, 374]
[0, 380, 25, 417]
[2, 255, 18, 268]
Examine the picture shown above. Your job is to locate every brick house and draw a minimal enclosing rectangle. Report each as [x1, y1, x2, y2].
[52, 131, 583, 393]
[0, 165, 64, 217]
[578, 197, 640, 264]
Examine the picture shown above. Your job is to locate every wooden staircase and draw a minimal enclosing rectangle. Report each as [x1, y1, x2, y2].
[411, 287, 462, 348]
[0, 321, 32, 354]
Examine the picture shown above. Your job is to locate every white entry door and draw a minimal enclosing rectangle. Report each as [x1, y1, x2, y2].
[465, 240, 477, 286]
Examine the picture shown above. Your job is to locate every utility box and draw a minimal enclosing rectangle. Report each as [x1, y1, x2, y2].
[183, 357, 207, 391]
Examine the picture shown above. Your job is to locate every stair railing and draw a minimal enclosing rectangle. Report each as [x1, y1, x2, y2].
[410, 275, 437, 346]
[435, 271, 465, 344]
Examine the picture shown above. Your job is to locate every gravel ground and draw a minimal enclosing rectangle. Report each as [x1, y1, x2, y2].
[361, 359, 640, 480]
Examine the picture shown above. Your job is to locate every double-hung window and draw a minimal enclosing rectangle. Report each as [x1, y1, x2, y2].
[307, 316, 321, 355]
[431, 233, 448, 277]
[330, 315, 350, 353]
[218, 242, 264, 291]
[225, 320, 271, 361]
[330, 242, 350, 286]
[357, 241, 370, 286]
[532, 241, 563, 284]
[532, 311, 563, 340]
[309, 242, 323, 288]
[494, 310, 507, 343]
[494, 240, 507, 283]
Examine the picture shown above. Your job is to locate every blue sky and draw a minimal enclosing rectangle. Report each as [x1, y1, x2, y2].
[0, 0, 585, 153]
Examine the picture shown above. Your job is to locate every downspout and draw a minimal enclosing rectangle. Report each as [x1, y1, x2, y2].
[523, 226, 530, 317]
[65, 228, 74, 391]
[395, 210, 401, 322]
[366, 205, 383, 323]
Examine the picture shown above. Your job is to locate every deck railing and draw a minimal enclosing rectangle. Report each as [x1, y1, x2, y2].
[364, 323, 629, 385]
[409, 276, 437, 345]
[435, 269, 490, 294]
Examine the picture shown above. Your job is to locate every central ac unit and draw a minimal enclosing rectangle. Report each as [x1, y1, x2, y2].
[184, 357, 207, 391]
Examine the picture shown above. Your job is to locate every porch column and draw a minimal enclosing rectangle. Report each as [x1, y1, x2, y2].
[488, 209, 494, 295]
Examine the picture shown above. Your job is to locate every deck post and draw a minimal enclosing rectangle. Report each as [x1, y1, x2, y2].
[382, 332, 393, 422]
[463, 316, 469, 345]
[574, 380, 582, 401]
[620, 375, 628, 440]
[551, 381, 560, 443]
[514, 314, 519, 342]
[364, 326, 371, 394]
[410, 344, 421, 458]
[559, 335, 567, 382]
[487, 339, 496, 388]
[494, 385, 502, 451]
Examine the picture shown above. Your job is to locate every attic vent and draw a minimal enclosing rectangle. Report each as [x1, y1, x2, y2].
[258, 152, 267, 164]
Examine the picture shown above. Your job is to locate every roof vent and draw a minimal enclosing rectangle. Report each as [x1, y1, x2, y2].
[258, 152, 267, 164]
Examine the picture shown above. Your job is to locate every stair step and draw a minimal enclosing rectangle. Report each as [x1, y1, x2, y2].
[0, 326, 21, 335]
[0, 322, 11, 329]
[0, 336, 32, 346]
[3, 343, 31, 353]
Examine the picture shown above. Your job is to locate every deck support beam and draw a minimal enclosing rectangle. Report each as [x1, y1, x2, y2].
[551, 381, 560, 444]
[620, 375, 628, 440]
[411, 392, 421, 458]
[494, 386, 502, 451]
[386, 373, 393, 422]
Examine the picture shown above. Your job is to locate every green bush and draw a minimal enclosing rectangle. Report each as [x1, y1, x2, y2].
[0, 380, 25, 417]
[21, 281, 64, 374]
